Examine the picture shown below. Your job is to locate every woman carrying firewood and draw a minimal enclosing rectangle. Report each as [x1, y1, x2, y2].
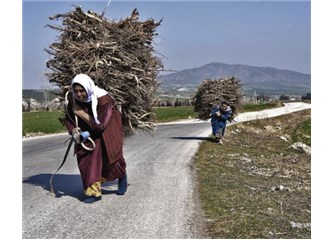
[65, 74, 127, 203]
[210, 99, 232, 144]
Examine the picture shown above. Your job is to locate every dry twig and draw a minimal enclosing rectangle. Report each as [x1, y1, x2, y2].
[192, 76, 242, 121]
[45, 6, 163, 136]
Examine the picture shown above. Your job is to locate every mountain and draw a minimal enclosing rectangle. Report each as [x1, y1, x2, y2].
[157, 62, 311, 95]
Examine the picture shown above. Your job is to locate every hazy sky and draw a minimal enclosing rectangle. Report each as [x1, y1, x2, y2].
[22, 0, 311, 89]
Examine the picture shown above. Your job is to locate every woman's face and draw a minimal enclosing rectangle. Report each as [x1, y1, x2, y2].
[221, 103, 229, 111]
[73, 84, 87, 101]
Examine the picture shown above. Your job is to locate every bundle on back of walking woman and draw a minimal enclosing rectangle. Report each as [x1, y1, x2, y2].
[64, 73, 128, 203]
[210, 98, 232, 145]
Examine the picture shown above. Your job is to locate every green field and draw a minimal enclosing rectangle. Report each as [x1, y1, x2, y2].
[22, 107, 197, 136]
[152, 106, 197, 122]
[22, 111, 65, 136]
[22, 103, 279, 136]
[240, 102, 279, 112]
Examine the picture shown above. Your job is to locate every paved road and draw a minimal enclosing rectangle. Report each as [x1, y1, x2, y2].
[23, 122, 211, 239]
[22, 102, 310, 238]
[233, 102, 312, 122]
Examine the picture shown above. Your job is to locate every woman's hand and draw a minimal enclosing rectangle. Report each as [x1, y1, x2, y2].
[72, 127, 81, 142]
[72, 127, 81, 135]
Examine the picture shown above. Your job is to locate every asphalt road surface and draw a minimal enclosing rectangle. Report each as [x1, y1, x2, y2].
[23, 122, 211, 238]
[22, 102, 310, 238]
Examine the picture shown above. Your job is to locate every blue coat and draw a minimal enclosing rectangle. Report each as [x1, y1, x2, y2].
[210, 106, 232, 136]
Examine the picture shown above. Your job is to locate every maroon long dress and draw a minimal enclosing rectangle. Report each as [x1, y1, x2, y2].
[65, 93, 126, 192]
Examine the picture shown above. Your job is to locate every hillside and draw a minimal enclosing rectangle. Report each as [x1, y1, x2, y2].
[23, 62, 311, 100]
[22, 89, 61, 103]
[157, 62, 311, 95]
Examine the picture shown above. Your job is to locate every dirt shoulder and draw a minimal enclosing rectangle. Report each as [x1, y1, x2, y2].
[194, 109, 311, 238]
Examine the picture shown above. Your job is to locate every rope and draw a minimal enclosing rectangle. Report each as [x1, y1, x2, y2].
[67, 90, 96, 151]
[49, 137, 74, 195]
[49, 90, 96, 195]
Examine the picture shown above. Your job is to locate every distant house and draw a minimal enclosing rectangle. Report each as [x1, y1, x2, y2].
[22, 98, 42, 112]
[46, 97, 62, 111]
[22, 97, 62, 112]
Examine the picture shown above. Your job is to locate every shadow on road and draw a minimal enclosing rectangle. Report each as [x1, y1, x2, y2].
[23, 173, 85, 200]
[23, 174, 120, 201]
[170, 136, 218, 143]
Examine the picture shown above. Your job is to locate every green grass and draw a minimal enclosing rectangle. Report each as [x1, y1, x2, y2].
[152, 106, 197, 122]
[22, 111, 66, 136]
[292, 118, 311, 146]
[194, 109, 311, 238]
[22, 106, 197, 136]
[240, 102, 279, 112]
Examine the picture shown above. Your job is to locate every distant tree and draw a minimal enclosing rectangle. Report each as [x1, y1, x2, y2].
[174, 98, 182, 107]
[27, 99, 31, 112]
[257, 94, 270, 102]
[301, 93, 311, 100]
[279, 95, 290, 100]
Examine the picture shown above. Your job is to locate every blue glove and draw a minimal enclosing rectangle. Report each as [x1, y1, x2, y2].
[79, 131, 90, 141]
[72, 130, 90, 144]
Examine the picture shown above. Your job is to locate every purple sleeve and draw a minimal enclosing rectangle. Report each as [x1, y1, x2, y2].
[65, 118, 75, 135]
[88, 102, 113, 133]
[65, 101, 75, 135]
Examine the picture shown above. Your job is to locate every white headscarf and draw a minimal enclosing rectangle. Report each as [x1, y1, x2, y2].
[71, 74, 108, 124]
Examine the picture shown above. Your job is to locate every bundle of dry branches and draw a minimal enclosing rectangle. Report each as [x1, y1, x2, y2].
[192, 76, 242, 121]
[45, 6, 163, 136]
